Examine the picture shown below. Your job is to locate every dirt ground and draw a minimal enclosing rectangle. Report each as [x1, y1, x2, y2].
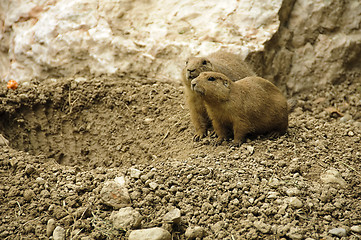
[0, 75, 360, 240]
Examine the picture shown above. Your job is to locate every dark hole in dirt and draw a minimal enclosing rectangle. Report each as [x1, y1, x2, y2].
[0, 77, 191, 167]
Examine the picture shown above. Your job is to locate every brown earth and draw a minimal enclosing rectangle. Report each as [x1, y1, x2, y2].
[0, 75, 360, 239]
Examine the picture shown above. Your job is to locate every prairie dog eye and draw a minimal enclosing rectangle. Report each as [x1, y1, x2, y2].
[202, 60, 207, 65]
[208, 77, 215, 81]
[185, 60, 188, 65]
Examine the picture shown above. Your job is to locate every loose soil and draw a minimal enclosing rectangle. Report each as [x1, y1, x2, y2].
[0, 75, 360, 239]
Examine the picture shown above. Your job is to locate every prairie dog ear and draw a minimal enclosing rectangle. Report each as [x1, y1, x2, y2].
[223, 80, 229, 88]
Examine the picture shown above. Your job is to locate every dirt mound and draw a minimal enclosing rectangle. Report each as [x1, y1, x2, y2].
[0, 76, 360, 239]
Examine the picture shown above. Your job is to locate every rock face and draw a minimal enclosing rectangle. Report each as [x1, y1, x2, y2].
[248, 0, 361, 93]
[1, 0, 361, 93]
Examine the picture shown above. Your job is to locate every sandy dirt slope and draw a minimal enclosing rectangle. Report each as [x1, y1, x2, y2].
[0, 76, 360, 239]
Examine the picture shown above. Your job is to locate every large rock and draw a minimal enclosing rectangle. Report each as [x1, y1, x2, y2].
[100, 177, 131, 209]
[1, 0, 360, 93]
[0, 0, 281, 83]
[248, 0, 361, 93]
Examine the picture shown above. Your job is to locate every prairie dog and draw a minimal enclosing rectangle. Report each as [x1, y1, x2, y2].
[182, 51, 255, 141]
[191, 72, 288, 145]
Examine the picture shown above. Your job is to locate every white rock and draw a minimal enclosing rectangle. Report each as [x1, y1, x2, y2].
[287, 197, 303, 209]
[286, 187, 301, 197]
[149, 182, 159, 190]
[100, 178, 131, 209]
[128, 227, 171, 240]
[130, 168, 142, 179]
[320, 169, 347, 187]
[2, 0, 282, 83]
[254, 220, 271, 234]
[185, 226, 206, 240]
[46, 219, 56, 237]
[110, 207, 142, 229]
[52, 226, 65, 240]
[246, 145, 255, 155]
[163, 208, 181, 224]
[351, 225, 361, 233]
[269, 177, 281, 188]
[329, 227, 347, 237]
[267, 191, 279, 199]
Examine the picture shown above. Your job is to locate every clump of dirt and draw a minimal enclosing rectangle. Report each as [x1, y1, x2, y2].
[0, 76, 360, 239]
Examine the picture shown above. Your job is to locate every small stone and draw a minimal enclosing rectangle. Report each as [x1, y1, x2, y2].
[351, 225, 361, 233]
[144, 118, 154, 123]
[287, 227, 304, 240]
[286, 188, 300, 197]
[130, 168, 142, 179]
[347, 131, 354, 137]
[267, 191, 279, 199]
[269, 177, 281, 188]
[53, 226, 65, 240]
[46, 219, 56, 237]
[35, 177, 46, 185]
[320, 169, 347, 187]
[211, 221, 225, 232]
[110, 207, 142, 230]
[23, 189, 35, 202]
[185, 226, 206, 240]
[254, 220, 271, 234]
[288, 197, 303, 209]
[100, 178, 131, 209]
[149, 182, 159, 190]
[329, 227, 347, 237]
[246, 146, 255, 155]
[163, 208, 181, 224]
[339, 114, 352, 122]
[128, 227, 171, 240]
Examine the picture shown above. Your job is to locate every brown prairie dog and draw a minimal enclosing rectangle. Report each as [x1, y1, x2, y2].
[191, 72, 288, 145]
[181, 51, 256, 141]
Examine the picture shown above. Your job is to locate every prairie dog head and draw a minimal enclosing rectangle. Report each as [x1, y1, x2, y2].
[191, 72, 231, 102]
[184, 57, 213, 81]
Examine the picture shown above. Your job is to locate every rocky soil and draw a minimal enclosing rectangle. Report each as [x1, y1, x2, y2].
[0, 76, 361, 239]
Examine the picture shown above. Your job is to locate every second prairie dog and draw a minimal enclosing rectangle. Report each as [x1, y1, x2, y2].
[182, 50, 256, 141]
[191, 72, 288, 145]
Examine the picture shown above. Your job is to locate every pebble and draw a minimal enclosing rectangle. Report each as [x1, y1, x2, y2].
[347, 130, 354, 137]
[130, 168, 142, 179]
[267, 191, 279, 199]
[23, 189, 35, 202]
[329, 227, 347, 237]
[149, 182, 159, 190]
[128, 227, 171, 240]
[163, 208, 181, 224]
[253, 220, 271, 233]
[185, 226, 205, 240]
[52, 226, 65, 240]
[269, 177, 281, 188]
[320, 169, 347, 187]
[46, 219, 56, 237]
[246, 146, 255, 155]
[288, 197, 303, 209]
[339, 114, 352, 122]
[351, 225, 361, 233]
[211, 221, 225, 232]
[100, 178, 131, 209]
[287, 227, 303, 240]
[286, 188, 300, 197]
[110, 207, 142, 229]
